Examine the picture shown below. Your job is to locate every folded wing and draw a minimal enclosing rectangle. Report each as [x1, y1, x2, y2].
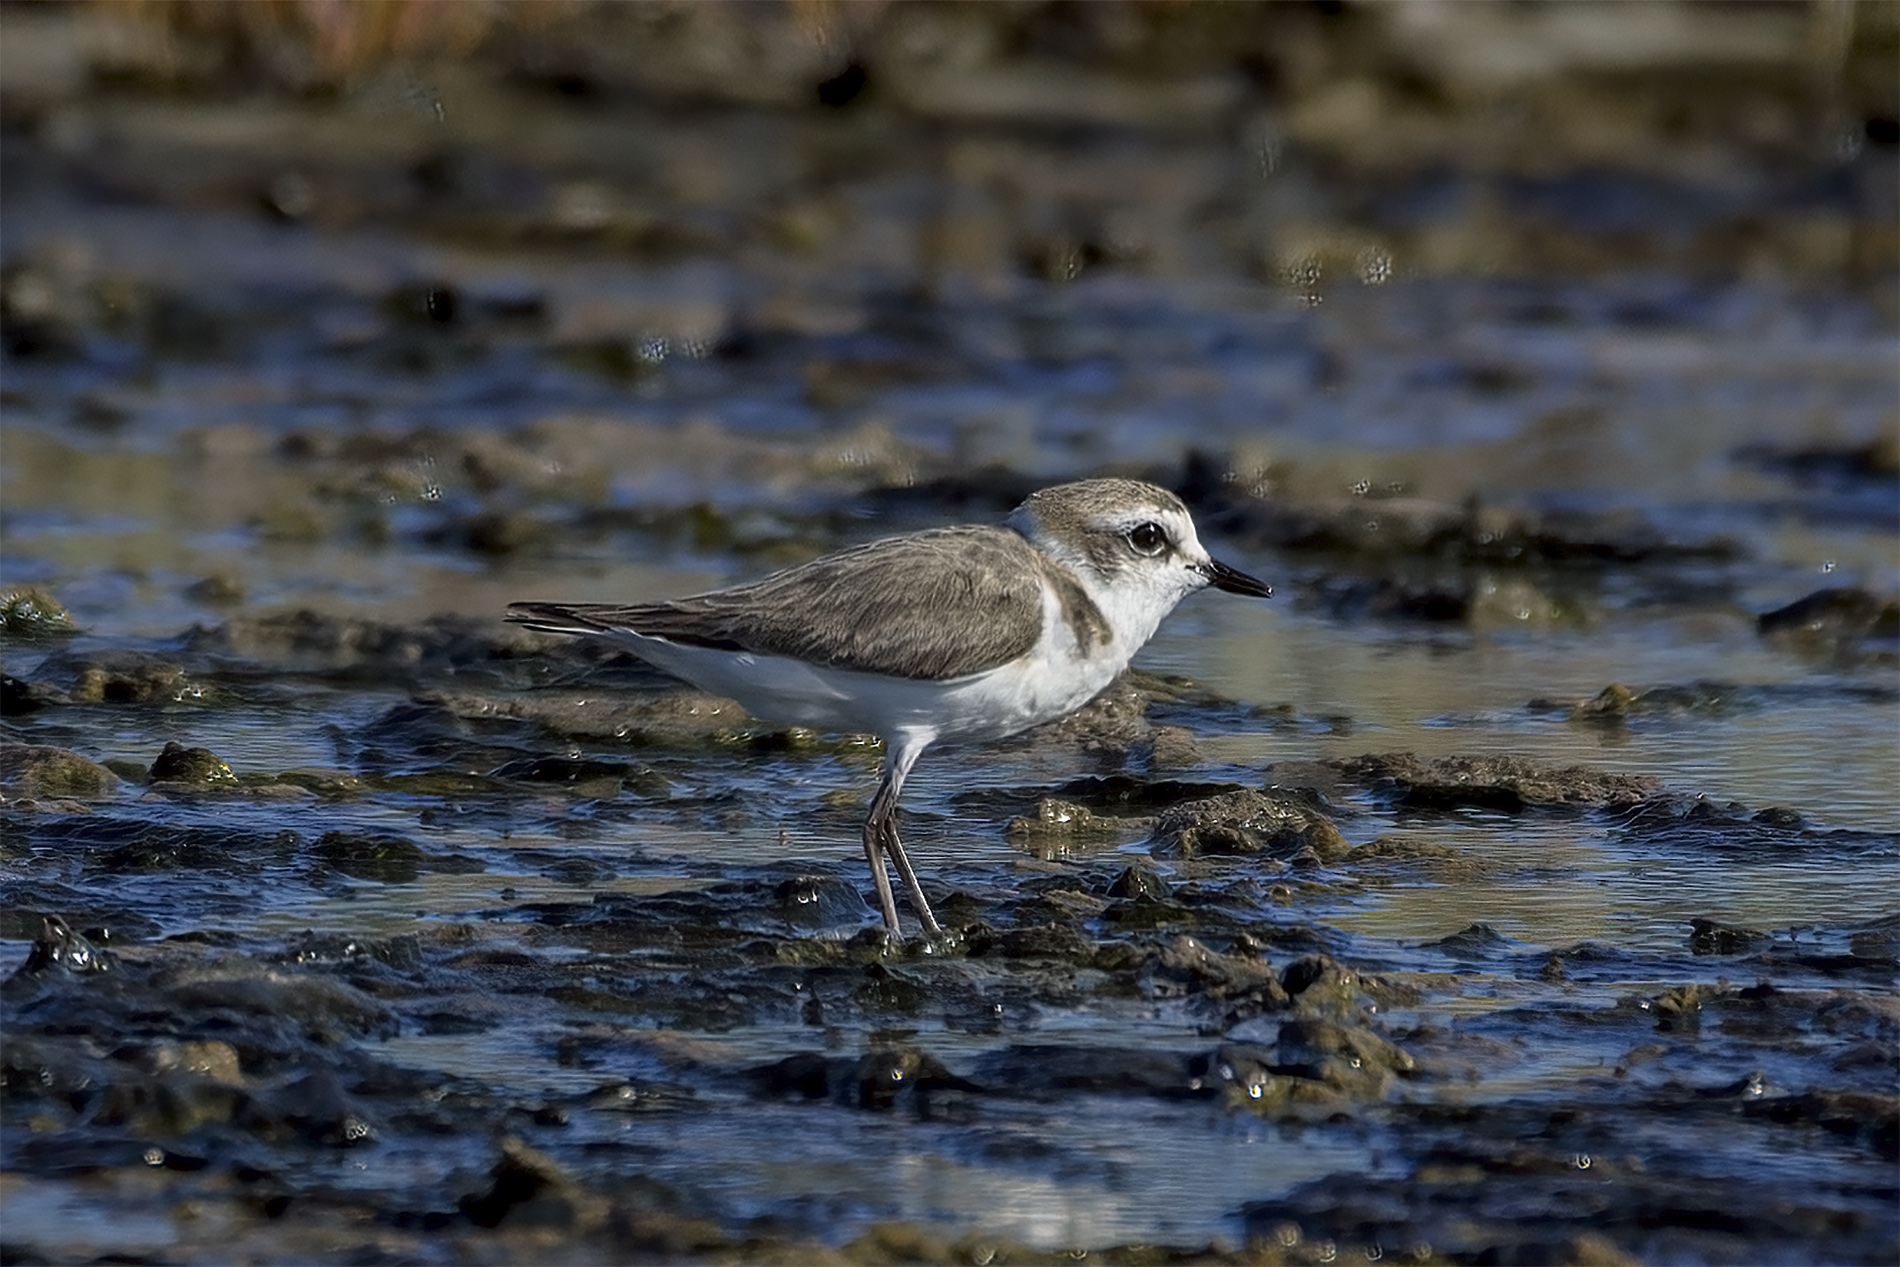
[508, 526, 1053, 682]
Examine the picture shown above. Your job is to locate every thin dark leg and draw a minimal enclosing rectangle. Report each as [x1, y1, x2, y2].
[861, 736, 938, 938]
[882, 814, 942, 936]
[862, 777, 902, 933]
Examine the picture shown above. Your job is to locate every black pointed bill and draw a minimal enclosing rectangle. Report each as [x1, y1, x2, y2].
[1196, 558, 1271, 598]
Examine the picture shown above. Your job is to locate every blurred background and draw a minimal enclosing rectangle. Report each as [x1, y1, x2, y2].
[4, 2, 1894, 618]
[3, 0, 1894, 803]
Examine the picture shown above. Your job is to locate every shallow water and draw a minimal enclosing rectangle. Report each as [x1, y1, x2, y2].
[3, 9, 1898, 1262]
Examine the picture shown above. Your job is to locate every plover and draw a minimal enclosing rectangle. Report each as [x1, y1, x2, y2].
[507, 478, 1269, 938]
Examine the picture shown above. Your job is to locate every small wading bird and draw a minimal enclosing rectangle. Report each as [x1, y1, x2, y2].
[508, 478, 1270, 937]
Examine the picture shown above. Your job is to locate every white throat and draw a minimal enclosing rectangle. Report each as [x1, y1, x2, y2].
[1010, 507, 1209, 655]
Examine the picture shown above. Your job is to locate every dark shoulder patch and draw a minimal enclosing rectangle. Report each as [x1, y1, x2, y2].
[1043, 561, 1111, 654]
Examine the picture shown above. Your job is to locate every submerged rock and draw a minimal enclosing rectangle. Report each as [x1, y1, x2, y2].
[1146, 935, 1291, 1018]
[968, 1043, 1201, 1099]
[314, 830, 426, 883]
[1202, 1013, 1415, 1116]
[186, 609, 504, 676]
[416, 687, 770, 749]
[1612, 795, 1897, 865]
[0, 585, 78, 638]
[1004, 798, 1142, 857]
[8, 914, 115, 980]
[28, 649, 196, 704]
[1150, 788, 1350, 862]
[0, 673, 65, 715]
[0, 743, 118, 799]
[459, 1137, 612, 1233]
[1688, 917, 1769, 956]
[1273, 1016, 1416, 1085]
[1738, 431, 1900, 484]
[1758, 586, 1899, 657]
[1642, 982, 1719, 1035]
[1330, 751, 1657, 810]
[1104, 864, 1171, 902]
[1542, 679, 1769, 722]
[1280, 953, 1364, 1017]
[768, 874, 871, 931]
[748, 1047, 980, 1110]
[148, 741, 238, 786]
[1428, 922, 1522, 960]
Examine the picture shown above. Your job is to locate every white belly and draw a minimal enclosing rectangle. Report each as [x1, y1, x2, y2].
[601, 580, 1131, 748]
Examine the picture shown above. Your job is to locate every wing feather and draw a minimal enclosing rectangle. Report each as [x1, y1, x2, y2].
[508, 526, 1070, 681]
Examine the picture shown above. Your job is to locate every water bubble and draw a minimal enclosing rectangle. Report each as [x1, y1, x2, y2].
[1574, 1153, 1592, 1169]
[1283, 254, 1322, 307]
[143, 1148, 164, 1166]
[1356, 245, 1393, 285]
[637, 334, 670, 364]
[1821, 559, 1836, 573]
[1352, 479, 1371, 496]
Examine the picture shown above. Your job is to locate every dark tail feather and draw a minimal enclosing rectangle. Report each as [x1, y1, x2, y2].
[505, 602, 617, 637]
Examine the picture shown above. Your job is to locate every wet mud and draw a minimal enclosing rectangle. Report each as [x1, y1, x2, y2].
[4, 608, 1896, 1262]
[4, 2, 1898, 1263]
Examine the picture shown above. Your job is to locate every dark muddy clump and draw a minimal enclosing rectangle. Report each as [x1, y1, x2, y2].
[1151, 788, 1350, 863]
[1758, 586, 1900, 660]
[0, 585, 79, 639]
[0, 742, 119, 800]
[22, 648, 196, 704]
[1326, 751, 1658, 810]
[1004, 798, 1142, 857]
[148, 741, 238, 786]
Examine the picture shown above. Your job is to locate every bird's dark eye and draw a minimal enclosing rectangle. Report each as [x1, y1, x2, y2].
[1126, 522, 1169, 556]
